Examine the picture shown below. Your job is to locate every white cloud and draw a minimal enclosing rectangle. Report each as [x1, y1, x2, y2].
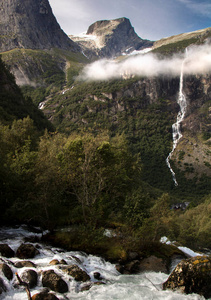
[79, 43, 211, 81]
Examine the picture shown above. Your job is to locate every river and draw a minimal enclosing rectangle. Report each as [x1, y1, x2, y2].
[0, 226, 207, 300]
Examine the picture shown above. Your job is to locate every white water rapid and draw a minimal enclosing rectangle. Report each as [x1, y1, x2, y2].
[166, 50, 188, 186]
[0, 226, 207, 300]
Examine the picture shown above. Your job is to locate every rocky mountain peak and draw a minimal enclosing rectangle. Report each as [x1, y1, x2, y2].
[70, 17, 153, 59]
[0, 0, 80, 52]
[86, 17, 131, 36]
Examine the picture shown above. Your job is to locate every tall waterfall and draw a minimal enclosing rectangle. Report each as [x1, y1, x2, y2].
[166, 51, 187, 186]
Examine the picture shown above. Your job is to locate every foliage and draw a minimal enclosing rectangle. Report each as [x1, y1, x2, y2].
[175, 194, 211, 248]
[0, 55, 53, 131]
[58, 133, 140, 224]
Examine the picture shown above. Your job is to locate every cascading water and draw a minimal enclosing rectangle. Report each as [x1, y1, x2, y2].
[166, 50, 187, 186]
[0, 226, 207, 300]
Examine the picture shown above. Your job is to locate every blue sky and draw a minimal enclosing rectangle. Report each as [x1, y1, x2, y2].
[49, 0, 211, 40]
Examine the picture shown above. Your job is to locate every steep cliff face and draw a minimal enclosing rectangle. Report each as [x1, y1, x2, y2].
[70, 18, 153, 59]
[0, 0, 80, 52]
[172, 74, 211, 179]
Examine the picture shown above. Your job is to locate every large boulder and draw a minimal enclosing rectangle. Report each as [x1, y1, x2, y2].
[32, 290, 59, 300]
[0, 244, 15, 258]
[163, 255, 211, 299]
[0, 263, 13, 280]
[59, 264, 90, 282]
[20, 269, 38, 288]
[42, 270, 68, 293]
[16, 243, 40, 259]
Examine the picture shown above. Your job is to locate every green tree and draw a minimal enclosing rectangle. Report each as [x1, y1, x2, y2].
[58, 133, 140, 224]
[31, 131, 67, 229]
[150, 193, 171, 241]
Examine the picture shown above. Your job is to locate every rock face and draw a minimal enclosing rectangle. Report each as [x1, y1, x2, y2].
[70, 17, 153, 59]
[163, 256, 211, 299]
[0, 0, 80, 52]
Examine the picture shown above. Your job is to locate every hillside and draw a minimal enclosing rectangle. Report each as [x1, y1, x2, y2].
[152, 27, 211, 55]
[40, 73, 211, 194]
[0, 56, 53, 130]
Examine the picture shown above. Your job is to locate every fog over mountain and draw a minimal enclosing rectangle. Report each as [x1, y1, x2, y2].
[80, 43, 211, 81]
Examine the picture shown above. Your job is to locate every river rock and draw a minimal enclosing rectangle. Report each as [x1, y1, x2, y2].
[32, 290, 59, 300]
[49, 259, 67, 266]
[49, 259, 59, 265]
[14, 260, 36, 268]
[0, 277, 7, 294]
[20, 269, 38, 288]
[0, 244, 15, 258]
[0, 263, 13, 280]
[93, 272, 103, 280]
[16, 243, 40, 259]
[163, 255, 211, 299]
[59, 264, 90, 282]
[42, 270, 68, 293]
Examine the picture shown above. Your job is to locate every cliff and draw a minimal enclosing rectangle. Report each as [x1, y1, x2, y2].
[0, 0, 80, 52]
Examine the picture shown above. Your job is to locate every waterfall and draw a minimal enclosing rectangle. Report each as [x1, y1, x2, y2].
[166, 51, 187, 186]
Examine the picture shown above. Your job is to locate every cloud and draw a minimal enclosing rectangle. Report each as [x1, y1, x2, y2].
[79, 43, 211, 81]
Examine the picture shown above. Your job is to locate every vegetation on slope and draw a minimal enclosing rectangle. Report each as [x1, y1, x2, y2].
[1, 116, 210, 253]
[0, 55, 53, 130]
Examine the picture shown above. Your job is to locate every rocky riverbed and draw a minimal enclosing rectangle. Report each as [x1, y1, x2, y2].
[0, 226, 210, 300]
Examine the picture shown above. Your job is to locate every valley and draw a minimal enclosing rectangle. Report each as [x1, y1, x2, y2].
[0, 1, 210, 298]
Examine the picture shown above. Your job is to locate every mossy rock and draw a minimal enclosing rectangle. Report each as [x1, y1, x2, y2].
[163, 255, 211, 298]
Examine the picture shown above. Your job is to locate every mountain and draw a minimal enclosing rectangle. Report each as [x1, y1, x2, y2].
[0, 0, 86, 87]
[0, 0, 79, 52]
[70, 18, 153, 59]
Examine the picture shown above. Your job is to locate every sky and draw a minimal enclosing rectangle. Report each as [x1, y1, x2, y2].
[49, 0, 211, 41]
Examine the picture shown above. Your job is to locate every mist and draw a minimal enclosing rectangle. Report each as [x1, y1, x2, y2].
[79, 43, 211, 81]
